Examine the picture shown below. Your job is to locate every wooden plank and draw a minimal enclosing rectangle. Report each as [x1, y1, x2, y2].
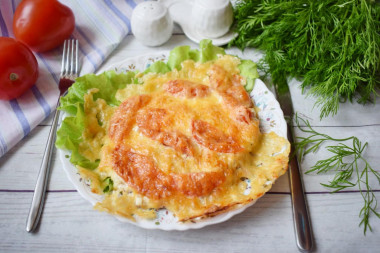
[0, 192, 379, 252]
[0, 192, 295, 252]
[0, 125, 74, 191]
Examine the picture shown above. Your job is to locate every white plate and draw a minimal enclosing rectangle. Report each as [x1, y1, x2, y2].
[160, 0, 237, 46]
[58, 52, 287, 230]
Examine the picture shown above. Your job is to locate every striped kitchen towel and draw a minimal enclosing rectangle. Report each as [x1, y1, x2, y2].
[0, 0, 145, 157]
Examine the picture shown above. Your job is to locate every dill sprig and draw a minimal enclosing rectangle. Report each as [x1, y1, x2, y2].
[294, 114, 380, 234]
[230, 0, 380, 119]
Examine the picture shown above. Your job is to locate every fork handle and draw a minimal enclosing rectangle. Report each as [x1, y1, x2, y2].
[26, 105, 61, 232]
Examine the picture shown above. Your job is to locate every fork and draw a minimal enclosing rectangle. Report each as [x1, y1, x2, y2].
[26, 39, 79, 232]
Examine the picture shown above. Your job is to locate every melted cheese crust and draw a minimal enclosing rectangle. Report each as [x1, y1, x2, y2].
[77, 55, 290, 221]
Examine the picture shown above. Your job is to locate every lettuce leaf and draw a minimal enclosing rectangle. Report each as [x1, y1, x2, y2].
[56, 104, 99, 169]
[238, 59, 259, 92]
[56, 39, 258, 170]
[59, 70, 136, 115]
[167, 39, 225, 70]
[167, 45, 199, 70]
[198, 39, 225, 63]
[56, 71, 136, 169]
[144, 61, 171, 74]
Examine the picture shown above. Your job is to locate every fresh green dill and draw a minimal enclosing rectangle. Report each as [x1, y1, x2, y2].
[230, 0, 380, 119]
[103, 177, 114, 193]
[294, 114, 380, 234]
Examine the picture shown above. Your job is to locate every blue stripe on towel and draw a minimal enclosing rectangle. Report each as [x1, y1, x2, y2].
[95, 0, 125, 33]
[76, 26, 105, 61]
[0, 9, 9, 36]
[9, 100, 31, 137]
[36, 53, 60, 84]
[30, 86, 51, 118]
[125, 0, 137, 8]
[105, 0, 131, 31]
[0, 131, 8, 156]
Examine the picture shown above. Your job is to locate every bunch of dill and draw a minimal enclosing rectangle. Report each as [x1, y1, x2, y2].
[230, 0, 380, 118]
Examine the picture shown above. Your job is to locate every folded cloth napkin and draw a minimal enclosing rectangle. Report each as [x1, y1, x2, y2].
[0, 0, 145, 157]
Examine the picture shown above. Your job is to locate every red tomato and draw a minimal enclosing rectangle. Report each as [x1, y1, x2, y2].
[13, 0, 75, 52]
[0, 37, 39, 100]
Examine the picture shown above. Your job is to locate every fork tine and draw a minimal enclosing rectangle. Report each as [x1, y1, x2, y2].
[65, 40, 71, 78]
[70, 39, 75, 76]
[60, 40, 67, 77]
[61, 39, 79, 79]
[75, 40, 79, 77]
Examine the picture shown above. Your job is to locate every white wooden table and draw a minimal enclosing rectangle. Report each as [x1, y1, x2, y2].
[1, 34, 379, 252]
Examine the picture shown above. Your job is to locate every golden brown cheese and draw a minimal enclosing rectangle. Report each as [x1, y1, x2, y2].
[77, 55, 290, 222]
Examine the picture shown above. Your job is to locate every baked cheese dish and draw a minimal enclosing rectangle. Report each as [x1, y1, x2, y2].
[67, 53, 290, 222]
[56, 41, 290, 225]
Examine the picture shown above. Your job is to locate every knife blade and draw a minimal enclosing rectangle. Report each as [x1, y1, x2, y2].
[274, 85, 314, 252]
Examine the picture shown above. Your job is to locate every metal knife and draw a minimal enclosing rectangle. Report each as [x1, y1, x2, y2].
[274, 85, 314, 252]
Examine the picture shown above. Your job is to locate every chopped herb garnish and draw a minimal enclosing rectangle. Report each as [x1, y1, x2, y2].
[294, 114, 380, 234]
[103, 177, 114, 193]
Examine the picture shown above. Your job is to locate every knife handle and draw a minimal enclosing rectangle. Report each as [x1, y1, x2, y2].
[287, 123, 313, 252]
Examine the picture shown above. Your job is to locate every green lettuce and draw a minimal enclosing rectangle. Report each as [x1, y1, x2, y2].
[56, 39, 258, 170]
[144, 61, 171, 74]
[59, 70, 136, 114]
[239, 59, 259, 92]
[56, 71, 136, 170]
[166, 39, 226, 70]
[56, 104, 99, 169]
